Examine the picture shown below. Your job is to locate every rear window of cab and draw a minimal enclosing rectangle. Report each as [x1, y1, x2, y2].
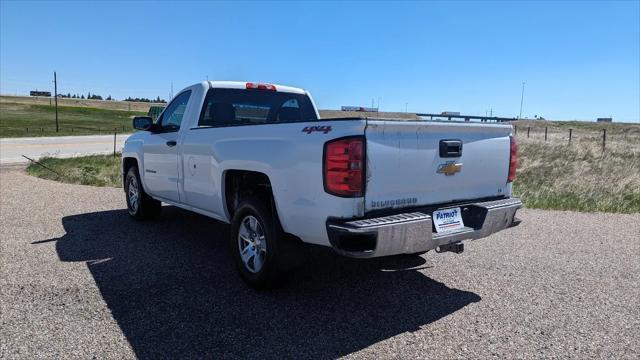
[198, 88, 318, 127]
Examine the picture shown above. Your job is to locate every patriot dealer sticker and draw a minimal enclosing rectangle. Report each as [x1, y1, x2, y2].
[433, 207, 464, 233]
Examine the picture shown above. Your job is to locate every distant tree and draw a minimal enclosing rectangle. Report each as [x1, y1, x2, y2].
[106, 95, 112, 101]
[81, 95, 85, 99]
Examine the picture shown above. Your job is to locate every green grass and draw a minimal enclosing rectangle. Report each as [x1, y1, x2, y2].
[513, 139, 640, 213]
[26, 154, 122, 187]
[0, 102, 146, 137]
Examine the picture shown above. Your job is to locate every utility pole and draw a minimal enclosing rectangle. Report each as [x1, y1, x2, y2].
[519, 82, 525, 119]
[170, 81, 174, 100]
[490, 108, 493, 117]
[405, 103, 408, 113]
[53, 71, 59, 132]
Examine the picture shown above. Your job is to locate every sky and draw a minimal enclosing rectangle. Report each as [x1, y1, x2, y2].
[1, 1, 639, 122]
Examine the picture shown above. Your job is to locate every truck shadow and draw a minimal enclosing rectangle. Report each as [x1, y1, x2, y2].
[44, 206, 481, 359]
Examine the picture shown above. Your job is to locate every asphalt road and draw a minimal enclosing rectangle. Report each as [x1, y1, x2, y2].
[1, 167, 639, 359]
[0, 134, 130, 164]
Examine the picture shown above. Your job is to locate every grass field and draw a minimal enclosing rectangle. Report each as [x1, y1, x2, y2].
[26, 154, 121, 187]
[514, 139, 639, 213]
[0, 95, 161, 112]
[0, 102, 145, 137]
[512, 120, 640, 213]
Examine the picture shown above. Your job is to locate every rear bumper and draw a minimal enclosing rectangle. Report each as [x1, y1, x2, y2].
[326, 198, 522, 258]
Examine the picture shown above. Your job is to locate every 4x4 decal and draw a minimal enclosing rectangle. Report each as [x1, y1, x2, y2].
[302, 125, 332, 134]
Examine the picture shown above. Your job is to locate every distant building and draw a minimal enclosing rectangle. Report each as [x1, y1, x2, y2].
[30, 90, 51, 97]
[597, 117, 612, 123]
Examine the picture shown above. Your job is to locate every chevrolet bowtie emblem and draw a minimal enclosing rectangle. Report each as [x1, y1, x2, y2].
[437, 161, 462, 176]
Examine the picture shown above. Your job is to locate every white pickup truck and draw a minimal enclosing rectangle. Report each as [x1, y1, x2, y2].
[122, 81, 521, 288]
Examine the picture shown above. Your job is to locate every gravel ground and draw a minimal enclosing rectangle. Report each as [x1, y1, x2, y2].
[1, 167, 639, 359]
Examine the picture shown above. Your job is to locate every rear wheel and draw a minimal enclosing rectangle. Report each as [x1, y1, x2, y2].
[230, 199, 287, 289]
[125, 165, 161, 220]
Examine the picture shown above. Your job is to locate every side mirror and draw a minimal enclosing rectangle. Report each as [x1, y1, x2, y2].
[132, 116, 153, 131]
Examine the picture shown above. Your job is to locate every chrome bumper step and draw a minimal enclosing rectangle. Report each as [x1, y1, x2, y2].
[327, 198, 522, 258]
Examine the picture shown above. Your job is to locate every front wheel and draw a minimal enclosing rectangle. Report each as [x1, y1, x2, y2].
[230, 199, 286, 289]
[125, 165, 161, 220]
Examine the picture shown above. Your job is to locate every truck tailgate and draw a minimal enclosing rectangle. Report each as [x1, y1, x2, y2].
[365, 120, 513, 212]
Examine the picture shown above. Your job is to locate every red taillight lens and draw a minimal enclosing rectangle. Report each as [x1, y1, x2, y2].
[324, 136, 365, 197]
[508, 135, 517, 182]
[246, 82, 276, 91]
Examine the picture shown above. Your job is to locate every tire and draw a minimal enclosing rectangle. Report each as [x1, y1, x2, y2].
[125, 165, 161, 220]
[230, 199, 287, 289]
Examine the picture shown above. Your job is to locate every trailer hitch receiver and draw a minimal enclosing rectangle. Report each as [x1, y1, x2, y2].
[436, 242, 464, 254]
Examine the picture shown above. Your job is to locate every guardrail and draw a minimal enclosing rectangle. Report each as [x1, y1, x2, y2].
[417, 113, 517, 123]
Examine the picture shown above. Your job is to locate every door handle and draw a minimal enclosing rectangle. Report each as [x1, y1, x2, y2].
[439, 139, 463, 158]
[166, 140, 177, 147]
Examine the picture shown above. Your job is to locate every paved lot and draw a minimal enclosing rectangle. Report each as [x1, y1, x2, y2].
[1, 167, 638, 359]
[0, 134, 130, 164]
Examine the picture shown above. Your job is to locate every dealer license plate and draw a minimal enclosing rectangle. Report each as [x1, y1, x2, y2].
[433, 207, 464, 233]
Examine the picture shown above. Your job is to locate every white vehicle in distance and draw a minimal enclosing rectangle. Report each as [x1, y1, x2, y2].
[122, 81, 521, 288]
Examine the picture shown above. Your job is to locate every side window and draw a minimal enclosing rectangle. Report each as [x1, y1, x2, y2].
[157, 90, 192, 131]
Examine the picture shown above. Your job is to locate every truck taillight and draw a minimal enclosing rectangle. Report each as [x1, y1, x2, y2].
[246, 82, 276, 91]
[324, 136, 365, 197]
[508, 135, 517, 182]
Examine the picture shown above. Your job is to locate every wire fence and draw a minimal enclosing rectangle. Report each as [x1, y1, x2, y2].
[513, 124, 640, 153]
[2, 125, 132, 137]
[20, 125, 130, 133]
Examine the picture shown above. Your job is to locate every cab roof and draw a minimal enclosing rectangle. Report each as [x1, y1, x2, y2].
[205, 81, 307, 95]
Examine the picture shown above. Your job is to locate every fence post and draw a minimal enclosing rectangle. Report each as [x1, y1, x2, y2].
[544, 127, 548, 141]
[114, 128, 117, 158]
[569, 129, 572, 144]
[26, 127, 29, 133]
[602, 129, 606, 152]
[514, 126, 517, 135]
[527, 126, 530, 138]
